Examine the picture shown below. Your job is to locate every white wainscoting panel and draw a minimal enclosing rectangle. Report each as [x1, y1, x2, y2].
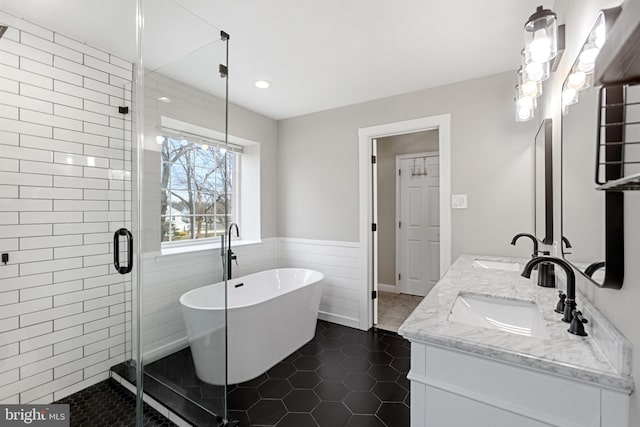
[278, 238, 362, 330]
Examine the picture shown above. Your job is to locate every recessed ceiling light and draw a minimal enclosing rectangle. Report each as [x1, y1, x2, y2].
[157, 96, 171, 103]
[254, 80, 271, 89]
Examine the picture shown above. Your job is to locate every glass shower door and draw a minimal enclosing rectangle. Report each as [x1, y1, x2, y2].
[134, 3, 231, 424]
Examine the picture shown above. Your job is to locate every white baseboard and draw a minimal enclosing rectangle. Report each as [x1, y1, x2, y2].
[318, 311, 362, 330]
[378, 283, 398, 293]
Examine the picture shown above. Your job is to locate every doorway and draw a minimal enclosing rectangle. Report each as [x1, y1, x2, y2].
[358, 115, 451, 331]
[374, 134, 440, 332]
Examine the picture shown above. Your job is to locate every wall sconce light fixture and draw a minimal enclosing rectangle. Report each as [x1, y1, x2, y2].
[562, 10, 617, 114]
[515, 5, 565, 122]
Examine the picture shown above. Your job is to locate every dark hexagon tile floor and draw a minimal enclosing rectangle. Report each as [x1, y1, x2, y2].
[226, 320, 410, 426]
[55, 378, 176, 427]
[88, 320, 411, 427]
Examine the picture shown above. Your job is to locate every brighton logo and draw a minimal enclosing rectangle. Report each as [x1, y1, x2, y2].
[0, 405, 69, 427]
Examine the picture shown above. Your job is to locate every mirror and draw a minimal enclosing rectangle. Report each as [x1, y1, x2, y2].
[562, 82, 606, 281]
[534, 119, 553, 245]
[561, 8, 623, 288]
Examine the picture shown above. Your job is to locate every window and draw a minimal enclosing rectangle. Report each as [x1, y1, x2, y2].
[160, 134, 239, 243]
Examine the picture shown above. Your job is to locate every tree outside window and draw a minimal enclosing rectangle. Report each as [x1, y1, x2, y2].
[160, 136, 236, 243]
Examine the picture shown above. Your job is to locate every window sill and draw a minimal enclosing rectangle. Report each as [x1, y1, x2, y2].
[159, 239, 262, 257]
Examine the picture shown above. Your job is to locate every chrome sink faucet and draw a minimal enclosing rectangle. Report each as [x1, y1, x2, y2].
[521, 256, 587, 336]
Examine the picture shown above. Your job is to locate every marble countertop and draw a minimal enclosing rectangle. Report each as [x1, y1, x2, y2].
[398, 254, 634, 392]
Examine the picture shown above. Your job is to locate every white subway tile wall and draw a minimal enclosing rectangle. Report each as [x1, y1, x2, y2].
[0, 12, 134, 404]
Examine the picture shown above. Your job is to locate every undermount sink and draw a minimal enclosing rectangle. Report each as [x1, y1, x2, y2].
[449, 293, 550, 339]
[472, 259, 521, 272]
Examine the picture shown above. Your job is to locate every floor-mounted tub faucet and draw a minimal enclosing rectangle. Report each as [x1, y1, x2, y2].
[521, 256, 587, 336]
[227, 223, 239, 280]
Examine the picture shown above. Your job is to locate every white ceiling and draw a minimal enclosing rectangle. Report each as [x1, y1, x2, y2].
[0, 0, 553, 119]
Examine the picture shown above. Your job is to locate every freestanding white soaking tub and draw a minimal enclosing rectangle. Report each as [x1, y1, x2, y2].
[179, 268, 324, 385]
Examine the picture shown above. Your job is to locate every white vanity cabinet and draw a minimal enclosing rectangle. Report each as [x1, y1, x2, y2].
[407, 341, 630, 427]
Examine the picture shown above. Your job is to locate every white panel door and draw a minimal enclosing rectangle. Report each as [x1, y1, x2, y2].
[398, 156, 439, 296]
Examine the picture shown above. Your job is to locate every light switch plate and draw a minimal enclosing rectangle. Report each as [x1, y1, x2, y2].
[451, 194, 468, 209]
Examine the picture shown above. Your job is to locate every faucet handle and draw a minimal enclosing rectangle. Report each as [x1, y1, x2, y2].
[568, 310, 588, 336]
[573, 310, 588, 324]
[554, 291, 566, 314]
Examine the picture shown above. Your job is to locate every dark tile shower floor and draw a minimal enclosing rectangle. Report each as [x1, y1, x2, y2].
[55, 378, 176, 427]
[149, 320, 411, 427]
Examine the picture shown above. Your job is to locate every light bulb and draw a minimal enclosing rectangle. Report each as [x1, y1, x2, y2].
[567, 71, 587, 90]
[517, 96, 535, 109]
[156, 135, 165, 145]
[521, 80, 540, 97]
[525, 62, 544, 82]
[528, 29, 552, 63]
[201, 144, 208, 150]
[514, 96, 534, 122]
[518, 106, 534, 121]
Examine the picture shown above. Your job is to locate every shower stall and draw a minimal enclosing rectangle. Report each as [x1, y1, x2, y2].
[0, 1, 235, 424]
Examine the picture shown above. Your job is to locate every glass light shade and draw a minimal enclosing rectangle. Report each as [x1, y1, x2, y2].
[521, 49, 550, 82]
[591, 13, 607, 49]
[562, 87, 578, 110]
[515, 96, 535, 122]
[566, 69, 592, 91]
[517, 68, 542, 98]
[577, 43, 600, 73]
[524, 6, 558, 64]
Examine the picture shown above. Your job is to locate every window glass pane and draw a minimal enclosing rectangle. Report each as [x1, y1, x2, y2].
[160, 134, 238, 245]
[160, 216, 171, 242]
[194, 216, 219, 239]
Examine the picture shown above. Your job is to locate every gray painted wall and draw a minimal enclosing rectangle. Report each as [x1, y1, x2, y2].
[376, 131, 439, 286]
[544, 0, 640, 424]
[278, 70, 537, 260]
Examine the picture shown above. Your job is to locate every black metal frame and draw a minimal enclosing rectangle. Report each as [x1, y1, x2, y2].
[594, 86, 624, 289]
[534, 119, 554, 245]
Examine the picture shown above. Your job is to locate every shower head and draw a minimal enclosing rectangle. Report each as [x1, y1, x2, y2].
[0, 26, 8, 39]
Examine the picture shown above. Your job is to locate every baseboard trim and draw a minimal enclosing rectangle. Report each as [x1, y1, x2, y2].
[378, 283, 398, 293]
[318, 311, 362, 330]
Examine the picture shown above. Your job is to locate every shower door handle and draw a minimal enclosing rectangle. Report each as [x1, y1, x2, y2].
[113, 228, 133, 274]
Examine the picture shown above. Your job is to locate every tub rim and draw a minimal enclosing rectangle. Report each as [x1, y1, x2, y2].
[179, 268, 324, 311]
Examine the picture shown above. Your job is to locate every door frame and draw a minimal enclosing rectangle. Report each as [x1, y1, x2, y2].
[395, 152, 440, 294]
[358, 115, 451, 330]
